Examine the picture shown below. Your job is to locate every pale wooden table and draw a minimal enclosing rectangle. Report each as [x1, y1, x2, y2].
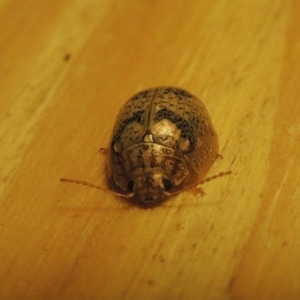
[1, 1, 299, 299]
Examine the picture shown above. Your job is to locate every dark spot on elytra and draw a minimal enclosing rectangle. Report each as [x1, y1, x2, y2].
[131, 90, 152, 102]
[140, 90, 151, 99]
[112, 110, 144, 152]
[163, 87, 193, 99]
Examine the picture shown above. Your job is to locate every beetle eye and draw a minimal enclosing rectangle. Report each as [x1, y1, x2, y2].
[127, 179, 135, 192]
[162, 177, 173, 191]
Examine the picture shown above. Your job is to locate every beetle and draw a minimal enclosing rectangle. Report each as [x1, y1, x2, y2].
[61, 86, 229, 206]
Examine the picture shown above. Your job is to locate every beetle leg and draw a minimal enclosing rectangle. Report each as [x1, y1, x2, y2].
[178, 170, 231, 197]
[187, 185, 206, 197]
[99, 147, 108, 155]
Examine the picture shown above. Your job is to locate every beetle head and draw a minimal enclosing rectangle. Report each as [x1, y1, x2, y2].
[127, 172, 173, 205]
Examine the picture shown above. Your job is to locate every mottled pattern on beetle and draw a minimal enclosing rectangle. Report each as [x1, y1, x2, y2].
[108, 86, 219, 196]
[113, 143, 189, 192]
[111, 89, 155, 154]
[151, 87, 218, 174]
[153, 88, 205, 153]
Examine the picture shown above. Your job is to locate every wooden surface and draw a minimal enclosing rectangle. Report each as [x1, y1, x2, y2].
[1, 1, 300, 299]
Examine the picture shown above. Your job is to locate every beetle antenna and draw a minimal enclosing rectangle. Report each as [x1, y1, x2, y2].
[60, 178, 133, 198]
[197, 170, 232, 185]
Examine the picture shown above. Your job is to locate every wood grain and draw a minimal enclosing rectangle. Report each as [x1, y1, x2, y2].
[0, 0, 299, 299]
